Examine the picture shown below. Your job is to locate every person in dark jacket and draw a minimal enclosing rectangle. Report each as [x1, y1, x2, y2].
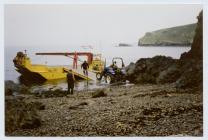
[81, 60, 89, 76]
[66, 69, 75, 94]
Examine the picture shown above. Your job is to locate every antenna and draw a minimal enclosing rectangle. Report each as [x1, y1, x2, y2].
[24, 50, 27, 56]
[99, 40, 102, 54]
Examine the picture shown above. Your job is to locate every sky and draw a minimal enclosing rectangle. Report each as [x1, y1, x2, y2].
[5, 4, 202, 51]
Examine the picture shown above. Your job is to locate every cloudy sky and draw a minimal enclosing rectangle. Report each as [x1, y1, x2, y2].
[5, 4, 202, 51]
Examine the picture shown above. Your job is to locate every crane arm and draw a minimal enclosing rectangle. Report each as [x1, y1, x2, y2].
[35, 52, 93, 64]
[36, 52, 92, 56]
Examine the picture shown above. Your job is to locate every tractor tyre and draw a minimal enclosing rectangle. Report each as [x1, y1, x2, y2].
[96, 72, 102, 80]
[105, 74, 114, 84]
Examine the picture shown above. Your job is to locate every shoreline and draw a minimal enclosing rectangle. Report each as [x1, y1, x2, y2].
[138, 44, 192, 47]
[5, 82, 203, 136]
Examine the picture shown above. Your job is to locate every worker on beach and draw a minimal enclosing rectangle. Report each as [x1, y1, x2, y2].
[73, 52, 78, 69]
[66, 69, 75, 94]
[81, 60, 89, 76]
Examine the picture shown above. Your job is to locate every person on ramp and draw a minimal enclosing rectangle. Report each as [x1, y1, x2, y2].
[81, 60, 89, 76]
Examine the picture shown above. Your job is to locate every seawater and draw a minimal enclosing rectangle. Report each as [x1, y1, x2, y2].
[5, 46, 191, 91]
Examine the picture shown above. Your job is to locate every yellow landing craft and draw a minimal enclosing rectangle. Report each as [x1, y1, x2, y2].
[13, 51, 104, 82]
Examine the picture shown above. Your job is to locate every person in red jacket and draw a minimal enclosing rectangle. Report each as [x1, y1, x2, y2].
[73, 52, 78, 69]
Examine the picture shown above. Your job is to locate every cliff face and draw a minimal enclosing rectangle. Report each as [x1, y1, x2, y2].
[175, 11, 203, 88]
[180, 11, 203, 60]
[138, 23, 196, 46]
[127, 11, 203, 89]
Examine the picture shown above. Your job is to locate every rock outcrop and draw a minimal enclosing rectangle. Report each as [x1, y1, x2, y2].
[5, 96, 42, 133]
[180, 11, 203, 60]
[127, 11, 203, 89]
[176, 11, 203, 88]
[5, 80, 30, 95]
[5, 81, 45, 134]
[126, 56, 176, 84]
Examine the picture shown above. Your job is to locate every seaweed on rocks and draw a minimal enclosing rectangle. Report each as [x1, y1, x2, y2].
[35, 89, 68, 98]
[5, 96, 42, 134]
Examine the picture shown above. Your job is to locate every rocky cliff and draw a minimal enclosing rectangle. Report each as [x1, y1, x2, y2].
[138, 23, 196, 46]
[127, 11, 203, 89]
[180, 11, 203, 60]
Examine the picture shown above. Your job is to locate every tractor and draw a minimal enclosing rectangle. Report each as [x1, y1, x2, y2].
[96, 57, 126, 84]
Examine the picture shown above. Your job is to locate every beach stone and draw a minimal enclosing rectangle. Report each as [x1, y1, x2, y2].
[92, 89, 107, 98]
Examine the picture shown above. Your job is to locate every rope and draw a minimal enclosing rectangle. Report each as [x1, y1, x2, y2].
[86, 72, 89, 91]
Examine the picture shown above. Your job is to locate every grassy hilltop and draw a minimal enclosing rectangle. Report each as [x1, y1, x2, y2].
[138, 23, 196, 46]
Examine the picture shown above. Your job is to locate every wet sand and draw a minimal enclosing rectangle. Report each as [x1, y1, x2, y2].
[6, 83, 203, 136]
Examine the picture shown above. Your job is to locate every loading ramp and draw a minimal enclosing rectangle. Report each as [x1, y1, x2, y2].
[64, 66, 97, 81]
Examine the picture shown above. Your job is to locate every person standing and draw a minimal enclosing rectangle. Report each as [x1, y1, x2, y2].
[66, 69, 75, 94]
[73, 52, 78, 69]
[81, 60, 89, 76]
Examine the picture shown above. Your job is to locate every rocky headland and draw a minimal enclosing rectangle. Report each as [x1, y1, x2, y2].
[138, 23, 196, 46]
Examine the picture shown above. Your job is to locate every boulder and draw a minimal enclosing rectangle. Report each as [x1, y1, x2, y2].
[5, 80, 30, 95]
[156, 63, 181, 84]
[92, 89, 107, 98]
[126, 56, 176, 83]
[5, 97, 42, 133]
[175, 60, 203, 89]
[5, 81, 19, 95]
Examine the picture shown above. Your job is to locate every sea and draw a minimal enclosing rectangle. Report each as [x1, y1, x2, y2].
[5, 46, 191, 92]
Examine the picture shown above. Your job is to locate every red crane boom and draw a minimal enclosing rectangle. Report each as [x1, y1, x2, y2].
[36, 52, 93, 64]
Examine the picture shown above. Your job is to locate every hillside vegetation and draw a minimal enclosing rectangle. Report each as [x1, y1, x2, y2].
[139, 23, 196, 46]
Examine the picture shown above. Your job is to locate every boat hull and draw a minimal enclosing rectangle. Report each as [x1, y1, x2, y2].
[15, 65, 85, 83]
[16, 67, 48, 83]
[15, 65, 68, 81]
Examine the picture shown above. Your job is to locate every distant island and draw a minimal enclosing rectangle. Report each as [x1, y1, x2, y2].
[138, 23, 196, 46]
[115, 43, 132, 47]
